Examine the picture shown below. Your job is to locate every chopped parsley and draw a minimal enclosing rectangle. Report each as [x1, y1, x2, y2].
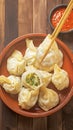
[26, 73, 40, 86]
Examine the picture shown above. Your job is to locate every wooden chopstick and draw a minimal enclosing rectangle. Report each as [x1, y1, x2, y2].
[40, 0, 73, 63]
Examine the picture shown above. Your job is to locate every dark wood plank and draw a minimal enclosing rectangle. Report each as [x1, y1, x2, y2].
[0, 0, 5, 52]
[33, 118, 47, 130]
[47, 111, 62, 130]
[1, 1, 18, 130]
[63, 97, 73, 115]
[63, 113, 73, 130]
[62, 98, 73, 130]
[18, 0, 33, 36]
[18, 116, 33, 130]
[0, 100, 3, 130]
[0, 1, 5, 130]
[5, 0, 18, 45]
[1, 103, 17, 130]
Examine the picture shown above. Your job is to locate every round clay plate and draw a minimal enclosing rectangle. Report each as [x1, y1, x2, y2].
[0, 33, 73, 117]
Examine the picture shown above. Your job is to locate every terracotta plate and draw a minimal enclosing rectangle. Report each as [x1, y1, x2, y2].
[0, 33, 73, 117]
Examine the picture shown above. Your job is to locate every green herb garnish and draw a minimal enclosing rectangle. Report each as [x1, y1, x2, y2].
[26, 73, 40, 86]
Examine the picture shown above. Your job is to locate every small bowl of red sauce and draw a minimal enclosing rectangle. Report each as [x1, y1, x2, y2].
[49, 4, 73, 33]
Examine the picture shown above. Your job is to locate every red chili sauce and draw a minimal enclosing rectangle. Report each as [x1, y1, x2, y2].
[51, 7, 73, 31]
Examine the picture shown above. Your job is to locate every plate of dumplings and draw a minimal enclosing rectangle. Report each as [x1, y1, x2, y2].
[0, 33, 73, 117]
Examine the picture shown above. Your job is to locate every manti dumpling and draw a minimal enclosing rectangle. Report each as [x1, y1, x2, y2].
[7, 50, 26, 76]
[0, 75, 21, 94]
[21, 70, 43, 90]
[25, 65, 52, 87]
[24, 39, 36, 65]
[38, 86, 59, 111]
[18, 87, 39, 110]
[35, 34, 63, 72]
[52, 64, 69, 90]
[37, 70, 52, 87]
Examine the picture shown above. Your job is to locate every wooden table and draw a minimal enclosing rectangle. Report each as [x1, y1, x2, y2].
[0, 0, 73, 130]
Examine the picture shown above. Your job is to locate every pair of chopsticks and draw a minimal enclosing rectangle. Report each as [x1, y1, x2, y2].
[40, 0, 73, 63]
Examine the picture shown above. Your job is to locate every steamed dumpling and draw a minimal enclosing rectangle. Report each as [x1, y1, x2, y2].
[18, 87, 39, 110]
[25, 65, 52, 87]
[0, 75, 11, 84]
[38, 86, 59, 111]
[0, 75, 21, 94]
[52, 64, 69, 90]
[37, 70, 52, 87]
[21, 70, 43, 90]
[7, 50, 26, 76]
[35, 34, 63, 72]
[24, 39, 36, 65]
[25, 65, 37, 71]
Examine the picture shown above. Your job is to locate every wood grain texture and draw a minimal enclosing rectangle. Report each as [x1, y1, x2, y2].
[0, 101, 3, 130]
[62, 98, 73, 130]
[33, 0, 47, 33]
[5, 0, 18, 45]
[33, 118, 47, 130]
[0, 0, 5, 52]
[62, 0, 70, 4]
[18, 0, 33, 36]
[0, 1, 18, 130]
[2, 104, 17, 130]
[62, 111, 73, 130]
[0, 0, 5, 129]
[18, 116, 33, 130]
[47, 111, 62, 130]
